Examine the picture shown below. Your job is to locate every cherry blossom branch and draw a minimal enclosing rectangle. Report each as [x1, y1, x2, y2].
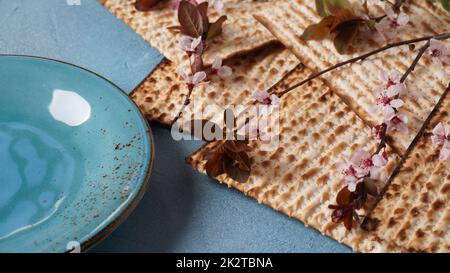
[329, 35, 448, 230]
[232, 33, 448, 141]
[370, 41, 430, 150]
[374, 123, 387, 154]
[277, 32, 450, 97]
[362, 82, 450, 231]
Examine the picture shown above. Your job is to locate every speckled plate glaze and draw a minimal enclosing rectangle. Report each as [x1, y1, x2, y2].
[0, 56, 154, 252]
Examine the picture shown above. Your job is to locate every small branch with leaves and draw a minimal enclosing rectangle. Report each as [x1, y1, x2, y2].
[328, 35, 450, 231]
[168, 0, 231, 125]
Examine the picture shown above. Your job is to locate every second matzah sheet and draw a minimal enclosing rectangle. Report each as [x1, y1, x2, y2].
[254, 0, 450, 154]
[368, 88, 449, 253]
[101, 0, 278, 67]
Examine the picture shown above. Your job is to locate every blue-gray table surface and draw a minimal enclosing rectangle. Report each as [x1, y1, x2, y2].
[0, 0, 350, 253]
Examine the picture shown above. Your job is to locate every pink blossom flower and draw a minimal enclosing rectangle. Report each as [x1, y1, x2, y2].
[383, 107, 409, 134]
[370, 86, 405, 114]
[379, 70, 407, 95]
[212, 56, 233, 79]
[432, 122, 450, 161]
[375, 4, 409, 42]
[252, 89, 280, 106]
[339, 150, 388, 191]
[339, 163, 362, 192]
[427, 39, 450, 68]
[207, 0, 224, 12]
[177, 67, 207, 90]
[177, 36, 202, 56]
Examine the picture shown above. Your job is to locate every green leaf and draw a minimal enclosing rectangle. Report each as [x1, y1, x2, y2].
[440, 0, 450, 11]
[333, 21, 359, 54]
[324, 0, 352, 15]
[300, 16, 334, 40]
[134, 0, 159, 11]
[178, 0, 204, 37]
[206, 15, 227, 41]
[363, 177, 378, 196]
[223, 156, 250, 183]
[315, 0, 327, 16]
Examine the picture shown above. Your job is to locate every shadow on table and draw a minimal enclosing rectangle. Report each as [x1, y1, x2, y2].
[91, 123, 203, 253]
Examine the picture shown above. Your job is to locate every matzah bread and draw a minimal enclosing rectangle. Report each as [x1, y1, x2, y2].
[366, 88, 449, 253]
[187, 65, 402, 252]
[131, 44, 301, 125]
[254, 0, 450, 154]
[100, 0, 278, 67]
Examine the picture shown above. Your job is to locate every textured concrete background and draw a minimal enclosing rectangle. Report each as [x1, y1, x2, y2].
[0, 0, 350, 253]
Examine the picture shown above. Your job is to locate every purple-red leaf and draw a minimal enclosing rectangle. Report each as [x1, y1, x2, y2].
[197, 1, 210, 32]
[178, 0, 204, 37]
[205, 152, 225, 177]
[134, 0, 160, 11]
[223, 156, 250, 183]
[333, 20, 359, 54]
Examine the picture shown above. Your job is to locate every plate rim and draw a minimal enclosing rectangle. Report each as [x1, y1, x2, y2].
[0, 54, 155, 252]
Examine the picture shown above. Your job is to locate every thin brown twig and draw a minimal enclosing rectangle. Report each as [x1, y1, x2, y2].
[362, 82, 450, 230]
[337, 35, 437, 229]
[372, 40, 430, 152]
[277, 32, 450, 97]
[228, 33, 448, 141]
[171, 87, 194, 126]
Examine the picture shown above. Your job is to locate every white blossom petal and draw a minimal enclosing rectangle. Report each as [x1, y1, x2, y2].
[218, 66, 233, 79]
[192, 71, 207, 85]
[396, 12, 409, 26]
[390, 99, 404, 108]
[212, 56, 222, 70]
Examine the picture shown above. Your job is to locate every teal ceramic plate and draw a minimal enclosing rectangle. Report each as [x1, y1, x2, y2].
[0, 56, 154, 252]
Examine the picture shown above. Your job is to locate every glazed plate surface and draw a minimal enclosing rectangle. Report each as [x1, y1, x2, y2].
[0, 56, 153, 252]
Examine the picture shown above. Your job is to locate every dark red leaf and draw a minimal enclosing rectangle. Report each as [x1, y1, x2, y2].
[134, 0, 160, 11]
[205, 152, 225, 177]
[343, 208, 353, 230]
[178, 0, 204, 37]
[197, 1, 210, 32]
[223, 140, 250, 153]
[223, 156, 250, 183]
[336, 186, 353, 206]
